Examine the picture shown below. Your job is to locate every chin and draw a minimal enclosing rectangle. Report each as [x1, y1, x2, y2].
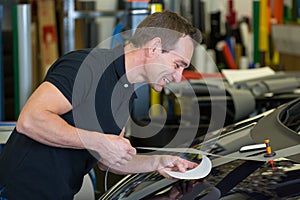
[151, 84, 163, 92]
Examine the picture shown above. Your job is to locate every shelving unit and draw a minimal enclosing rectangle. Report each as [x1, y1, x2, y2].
[62, 0, 125, 54]
[62, 0, 150, 54]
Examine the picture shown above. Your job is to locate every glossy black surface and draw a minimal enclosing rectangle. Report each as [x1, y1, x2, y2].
[100, 98, 300, 200]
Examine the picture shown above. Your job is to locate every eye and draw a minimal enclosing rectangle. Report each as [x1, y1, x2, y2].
[175, 63, 180, 69]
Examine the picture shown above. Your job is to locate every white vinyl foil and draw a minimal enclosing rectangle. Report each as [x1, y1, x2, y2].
[138, 144, 300, 179]
[164, 154, 212, 180]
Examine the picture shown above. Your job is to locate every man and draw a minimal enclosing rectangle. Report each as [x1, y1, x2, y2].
[0, 10, 202, 199]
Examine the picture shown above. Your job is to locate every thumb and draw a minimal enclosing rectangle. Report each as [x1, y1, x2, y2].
[128, 146, 137, 155]
[119, 128, 125, 137]
[119, 128, 136, 155]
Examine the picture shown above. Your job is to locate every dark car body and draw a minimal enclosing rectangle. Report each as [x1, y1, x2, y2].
[100, 97, 300, 200]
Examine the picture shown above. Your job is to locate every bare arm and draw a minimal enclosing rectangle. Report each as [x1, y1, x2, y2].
[16, 82, 136, 165]
[98, 154, 198, 178]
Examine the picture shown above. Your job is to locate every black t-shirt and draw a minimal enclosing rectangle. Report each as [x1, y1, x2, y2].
[0, 46, 135, 199]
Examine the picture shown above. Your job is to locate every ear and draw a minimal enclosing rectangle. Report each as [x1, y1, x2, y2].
[147, 37, 162, 57]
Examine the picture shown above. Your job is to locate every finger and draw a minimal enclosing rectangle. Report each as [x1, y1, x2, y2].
[122, 153, 134, 162]
[176, 161, 187, 173]
[122, 139, 136, 155]
[118, 156, 135, 165]
[180, 159, 198, 169]
[115, 161, 121, 167]
[128, 147, 136, 155]
[187, 161, 198, 169]
[117, 156, 133, 166]
[119, 128, 125, 137]
[119, 137, 136, 155]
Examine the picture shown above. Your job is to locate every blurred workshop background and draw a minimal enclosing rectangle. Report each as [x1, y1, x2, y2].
[0, 0, 299, 121]
[1, 0, 300, 198]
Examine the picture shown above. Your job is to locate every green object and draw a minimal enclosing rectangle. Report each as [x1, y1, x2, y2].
[292, 0, 298, 22]
[284, 5, 290, 23]
[13, 6, 20, 119]
[253, 0, 260, 64]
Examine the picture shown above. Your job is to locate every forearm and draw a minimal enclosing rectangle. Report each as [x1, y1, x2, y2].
[15, 82, 136, 166]
[99, 154, 198, 178]
[15, 81, 104, 150]
[16, 109, 98, 149]
[99, 154, 162, 175]
[16, 105, 135, 165]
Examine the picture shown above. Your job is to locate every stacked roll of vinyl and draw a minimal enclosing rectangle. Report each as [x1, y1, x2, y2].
[13, 4, 32, 118]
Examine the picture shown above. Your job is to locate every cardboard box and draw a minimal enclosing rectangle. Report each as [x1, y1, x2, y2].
[272, 24, 300, 71]
[279, 53, 300, 71]
[37, 0, 59, 78]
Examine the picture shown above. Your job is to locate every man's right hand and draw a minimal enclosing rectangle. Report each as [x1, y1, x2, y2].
[97, 133, 136, 167]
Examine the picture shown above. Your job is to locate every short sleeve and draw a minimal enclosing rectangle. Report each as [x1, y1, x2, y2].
[44, 49, 91, 104]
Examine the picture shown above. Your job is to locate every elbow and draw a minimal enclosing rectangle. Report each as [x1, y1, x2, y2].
[16, 113, 35, 136]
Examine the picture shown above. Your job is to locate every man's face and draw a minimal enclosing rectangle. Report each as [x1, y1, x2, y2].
[146, 36, 194, 92]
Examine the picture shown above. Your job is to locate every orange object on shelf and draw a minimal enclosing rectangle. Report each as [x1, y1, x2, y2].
[182, 70, 224, 81]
